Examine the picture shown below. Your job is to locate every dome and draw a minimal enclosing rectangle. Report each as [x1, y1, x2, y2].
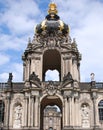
[35, 2, 69, 35]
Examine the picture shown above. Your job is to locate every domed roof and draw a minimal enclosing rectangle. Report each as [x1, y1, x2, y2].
[35, 2, 69, 35]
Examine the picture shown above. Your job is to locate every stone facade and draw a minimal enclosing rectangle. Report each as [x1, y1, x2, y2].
[0, 2, 103, 130]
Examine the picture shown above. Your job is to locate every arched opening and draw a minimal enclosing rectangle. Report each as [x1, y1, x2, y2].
[0, 100, 5, 124]
[43, 50, 61, 81]
[40, 96, 62, 130]
[98, 100, 103, 121]
[45, 69, 59, 81]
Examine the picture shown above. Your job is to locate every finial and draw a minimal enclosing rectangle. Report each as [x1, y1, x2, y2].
[48, 2, 58, 14]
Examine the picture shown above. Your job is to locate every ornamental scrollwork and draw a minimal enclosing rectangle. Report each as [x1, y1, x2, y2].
[45, 81, 59, 96]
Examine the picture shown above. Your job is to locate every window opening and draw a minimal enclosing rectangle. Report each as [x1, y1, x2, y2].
[98, 100, 103, 121]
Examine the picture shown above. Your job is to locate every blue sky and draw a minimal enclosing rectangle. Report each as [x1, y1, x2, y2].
[0, 0, 103, 82]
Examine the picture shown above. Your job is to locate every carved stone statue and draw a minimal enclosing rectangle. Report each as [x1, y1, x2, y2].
[8, 73, 13, 82]
[63, 72, 73, 83]
[90, 73, 95, 81]
[29, 72, 40, 84]
[13, 105, 22, 128]
[81, 104, 90, 128]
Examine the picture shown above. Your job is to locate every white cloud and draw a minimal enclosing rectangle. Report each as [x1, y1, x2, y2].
[0, 73, 8, 82]
[0, 63, 23, 82]
[12, 63, 23, 82]
[54, 0, 103, 82]
[45, 70, 59, 81]
[0, 0, 41, 82]
[0, 0, 41, 35]
[0, 34, 28, 51]
[0, 53, 10, 66]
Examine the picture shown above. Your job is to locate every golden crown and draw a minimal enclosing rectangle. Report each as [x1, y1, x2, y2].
[48, 2, 58, 14]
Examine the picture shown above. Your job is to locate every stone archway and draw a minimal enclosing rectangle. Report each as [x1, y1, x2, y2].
[40, 95, 62, 130]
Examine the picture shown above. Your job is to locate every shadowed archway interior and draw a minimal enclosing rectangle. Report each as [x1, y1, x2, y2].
[40, 96, 62, 130]
[43, 49, 61, 81]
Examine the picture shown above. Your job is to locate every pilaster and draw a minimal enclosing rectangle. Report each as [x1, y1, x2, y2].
[34, 96, 39, 127]
[31, 95, 35, 127]
[91, 89, 99, 130]
[28, 94, 31, 127]
[24, 96, 29, 127]
[5, 93, 11, 129]
[64, 97, 68, 126]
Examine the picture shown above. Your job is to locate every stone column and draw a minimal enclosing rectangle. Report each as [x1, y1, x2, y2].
[63, 58, 66, 76]
[63, 101, 65, 127]
[22, 100, 25, 127]
[92, 91, 99, 129]
[25, 60, 28, 80]
[5, 97, 9, 127]
[24, 96, 28, 127]
[95, 104, 99, 126]
[23, 62, 26, 81]
[27, 59, 30, 79]
[58, 117, 61, 130]
[39, 56, 42, 81]
[29, 59, 31, 75]
[71, 97, 74, 126]
[28, 95, 31, 127]
[92, 96, 98, 128]
[69, 97, 72, 126]
[5, 95, 11, 128]
[64, 56, 71, 75]
[34, 96, 39, 127]
[69, 58, 72, 76]
[65, 58, 69, 75]
[75, 98, 79, 126]
[31, 58, 35, 73]
[73, 60, 77, 80]
[61, 57, 63, 81]
[64, 97, 68, 126]
[77, 63, 80, 81]
[31, 96, 34, 127]
[93, 98, 96, 127]
[35, 58, 40, 78]
[68, 97, 70, 126]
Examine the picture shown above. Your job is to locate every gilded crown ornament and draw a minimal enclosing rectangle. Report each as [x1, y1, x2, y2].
[48, 2, 58, 14]
[35, 2, 69, 35]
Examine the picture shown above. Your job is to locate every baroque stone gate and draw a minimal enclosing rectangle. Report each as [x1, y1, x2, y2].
[0, 2, 103, 130]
